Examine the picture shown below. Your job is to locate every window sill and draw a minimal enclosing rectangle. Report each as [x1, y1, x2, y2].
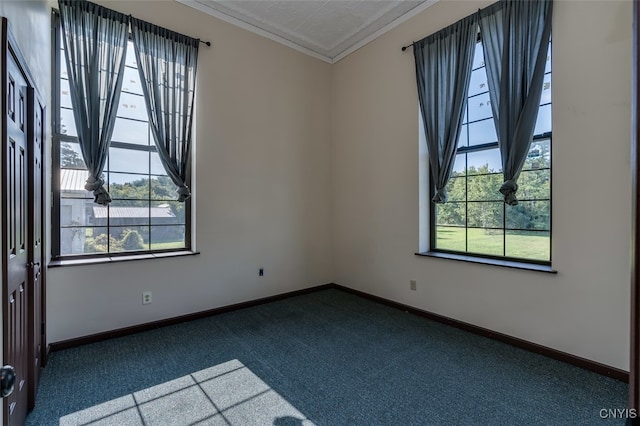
[415, 251, 557, 274]
[48, 250, 200, 268]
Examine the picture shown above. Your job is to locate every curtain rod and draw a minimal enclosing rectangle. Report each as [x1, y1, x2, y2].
[401, 8, 485, 52]
[200, 40, 211, 47]
[401, 42, 414, 52]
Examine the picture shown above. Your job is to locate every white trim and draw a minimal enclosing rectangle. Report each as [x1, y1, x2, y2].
[332, 0, 440, 63]
[176, 0, 333, 64]
[176, 0, 440, 64]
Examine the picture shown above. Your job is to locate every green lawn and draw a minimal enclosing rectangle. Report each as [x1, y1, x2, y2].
[436, 226, 550, 261]
[149, 241, 186, 250]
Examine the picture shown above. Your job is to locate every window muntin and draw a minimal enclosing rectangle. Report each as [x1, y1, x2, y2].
[430, 41, 551, 264]
[53, 21, 190, 259]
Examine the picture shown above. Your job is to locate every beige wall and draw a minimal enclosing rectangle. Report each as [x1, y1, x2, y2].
[45, 0, 334, 342]
[0, 0, 53, 93]
[332, 0, 632, 370]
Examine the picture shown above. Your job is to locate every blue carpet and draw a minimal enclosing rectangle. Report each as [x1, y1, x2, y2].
[26, 288, 627, 425]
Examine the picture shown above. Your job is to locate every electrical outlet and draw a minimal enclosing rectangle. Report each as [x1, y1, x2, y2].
[142, 291, 152, 305]
[259, 268, 264, 277]
[410, 280, 417, 291]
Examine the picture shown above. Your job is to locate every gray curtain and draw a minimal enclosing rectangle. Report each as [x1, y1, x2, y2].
[131, 18, 199, 202]
[414, 13, 479, 203]
[59, 0, 129, 205]
[479, 0, 552, 205]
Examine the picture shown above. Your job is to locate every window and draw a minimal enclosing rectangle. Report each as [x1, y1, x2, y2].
[428, 41, 551, 263]
[52, 13, 191, 259]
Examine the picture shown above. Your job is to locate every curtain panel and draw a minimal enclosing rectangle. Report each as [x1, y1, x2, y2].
[58, 0, 130, 205]
[131, 18, 199, 202]
[479, 0, 553, 205]
[414, 13, 479, 203]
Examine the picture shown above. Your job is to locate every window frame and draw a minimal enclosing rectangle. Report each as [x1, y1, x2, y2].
[427, 39, 552, 266]
[50, 10, 192, 262]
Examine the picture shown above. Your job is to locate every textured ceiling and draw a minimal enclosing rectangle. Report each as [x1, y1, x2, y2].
[177, 0, 435, 63]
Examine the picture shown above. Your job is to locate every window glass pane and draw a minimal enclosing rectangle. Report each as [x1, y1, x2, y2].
[472, 42, 485, 70]
[121, 66, 144, 95]
[109, 226, 150, 252]
[108, 173, 150, 200]
[59, 141, 86, 168]
[435, 202, 465, 227]
[457, 124, 468, 148]
[112, 118, 149, 145]
[451, 153, 466, 175]
[517, 169, 550, 200]
[523, 139, 551, 171]
[151, 201, 185, 225]
[467, 227, 503, 257]
[442, 177, 466, 203]
[506, 201, 550, 231]
[59, 107, 77, 137]
[59, 197, 93, 226]
[150, 152, 167, 175]
[468, 201, 503, 229]
[60, 169, 91, 199]
[544, 43, 551, 74]
[124, 41, 138, 68]
[55, 24, 191, 258]
[61, 227, 108, 255]
[505, 230, 549, 261]
[540, 73, 551, 105]
[150, 225, 185, 249]
[468, 118, 497, 146]
[534, 104, 551, 135]
[467, 149, 501, 175]
[109, 147, 149, 174]
[59, 48, 68, 79]
[467, 92, 493, 123]
[428, 39, 551, 263]
[60, 78, 72, 109]
[467, 174, 503, 201]
[151, 176, 179, 201]
[468, 68, 489, 97]
[103, 201, 151, 226]
[117, 92, 147, 121]
[435, 226, 466, 252]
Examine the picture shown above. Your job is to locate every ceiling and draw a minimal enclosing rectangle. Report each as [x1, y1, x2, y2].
[176, 0, 437, 63]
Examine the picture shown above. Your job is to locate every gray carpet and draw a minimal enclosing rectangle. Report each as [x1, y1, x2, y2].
[26, 288, 627, 425]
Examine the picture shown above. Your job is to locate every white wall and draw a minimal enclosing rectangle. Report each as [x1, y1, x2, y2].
[46, 1, 334, 342]
[331, 0, 632, 370]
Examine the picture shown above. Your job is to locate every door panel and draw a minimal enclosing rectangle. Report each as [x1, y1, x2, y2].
[27, 88, 45, 409]
[3, 46, 29, 426]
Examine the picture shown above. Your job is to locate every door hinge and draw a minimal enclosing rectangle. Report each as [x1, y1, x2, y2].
[40, 323, 45, 335]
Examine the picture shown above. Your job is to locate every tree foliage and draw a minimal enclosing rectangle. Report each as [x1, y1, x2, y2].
[108, 176, 185, 221]
[437, 142, 550, 232]
[60, 142, 85, 168]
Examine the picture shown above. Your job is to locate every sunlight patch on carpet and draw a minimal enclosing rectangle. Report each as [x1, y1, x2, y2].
[59, 359, 315, 426]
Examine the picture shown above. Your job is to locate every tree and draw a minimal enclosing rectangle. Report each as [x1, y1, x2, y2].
[436, 141, 550, 234]
[121, 229, 145, 251]
[108, 176, 185, 221]
[60, 142, 85, 168]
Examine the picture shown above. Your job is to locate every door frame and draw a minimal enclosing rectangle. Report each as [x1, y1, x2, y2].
[632, 0, 639, 422]
[1, 16, 47, 423]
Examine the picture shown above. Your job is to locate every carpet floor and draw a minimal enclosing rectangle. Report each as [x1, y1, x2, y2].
[26, 288, 627, 425]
